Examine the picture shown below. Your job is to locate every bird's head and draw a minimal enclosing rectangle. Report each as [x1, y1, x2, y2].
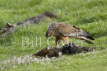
[45, 23, 57, 38]
[45, 30, 54, 38]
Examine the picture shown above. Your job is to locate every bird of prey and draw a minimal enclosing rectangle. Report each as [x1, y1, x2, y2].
[45, 22, 94, 46]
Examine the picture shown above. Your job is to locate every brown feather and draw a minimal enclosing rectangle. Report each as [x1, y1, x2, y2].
[46, 22, 94, 45]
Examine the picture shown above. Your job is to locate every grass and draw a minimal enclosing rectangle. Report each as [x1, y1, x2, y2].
[0, 0, 107, 71]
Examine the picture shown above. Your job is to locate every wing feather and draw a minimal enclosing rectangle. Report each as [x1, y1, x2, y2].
[56, 24, 81, 37]
[49, 22, 94, 40]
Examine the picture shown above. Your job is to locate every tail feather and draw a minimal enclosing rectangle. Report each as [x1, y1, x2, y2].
[82, 31, 95, 40]
[85, 36, 95, 40]
[84, 40, 94, 44]
[78, 36, 94, 44]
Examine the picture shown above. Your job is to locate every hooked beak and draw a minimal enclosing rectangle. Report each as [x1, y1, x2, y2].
[45, 31, 49, 38]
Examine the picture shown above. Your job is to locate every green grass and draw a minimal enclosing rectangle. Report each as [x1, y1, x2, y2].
[0, 0, 107, 71]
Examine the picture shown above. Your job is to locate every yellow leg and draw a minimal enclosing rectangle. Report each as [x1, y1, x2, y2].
[63, 37, 70, 44]
[55, 39, 62, 48]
